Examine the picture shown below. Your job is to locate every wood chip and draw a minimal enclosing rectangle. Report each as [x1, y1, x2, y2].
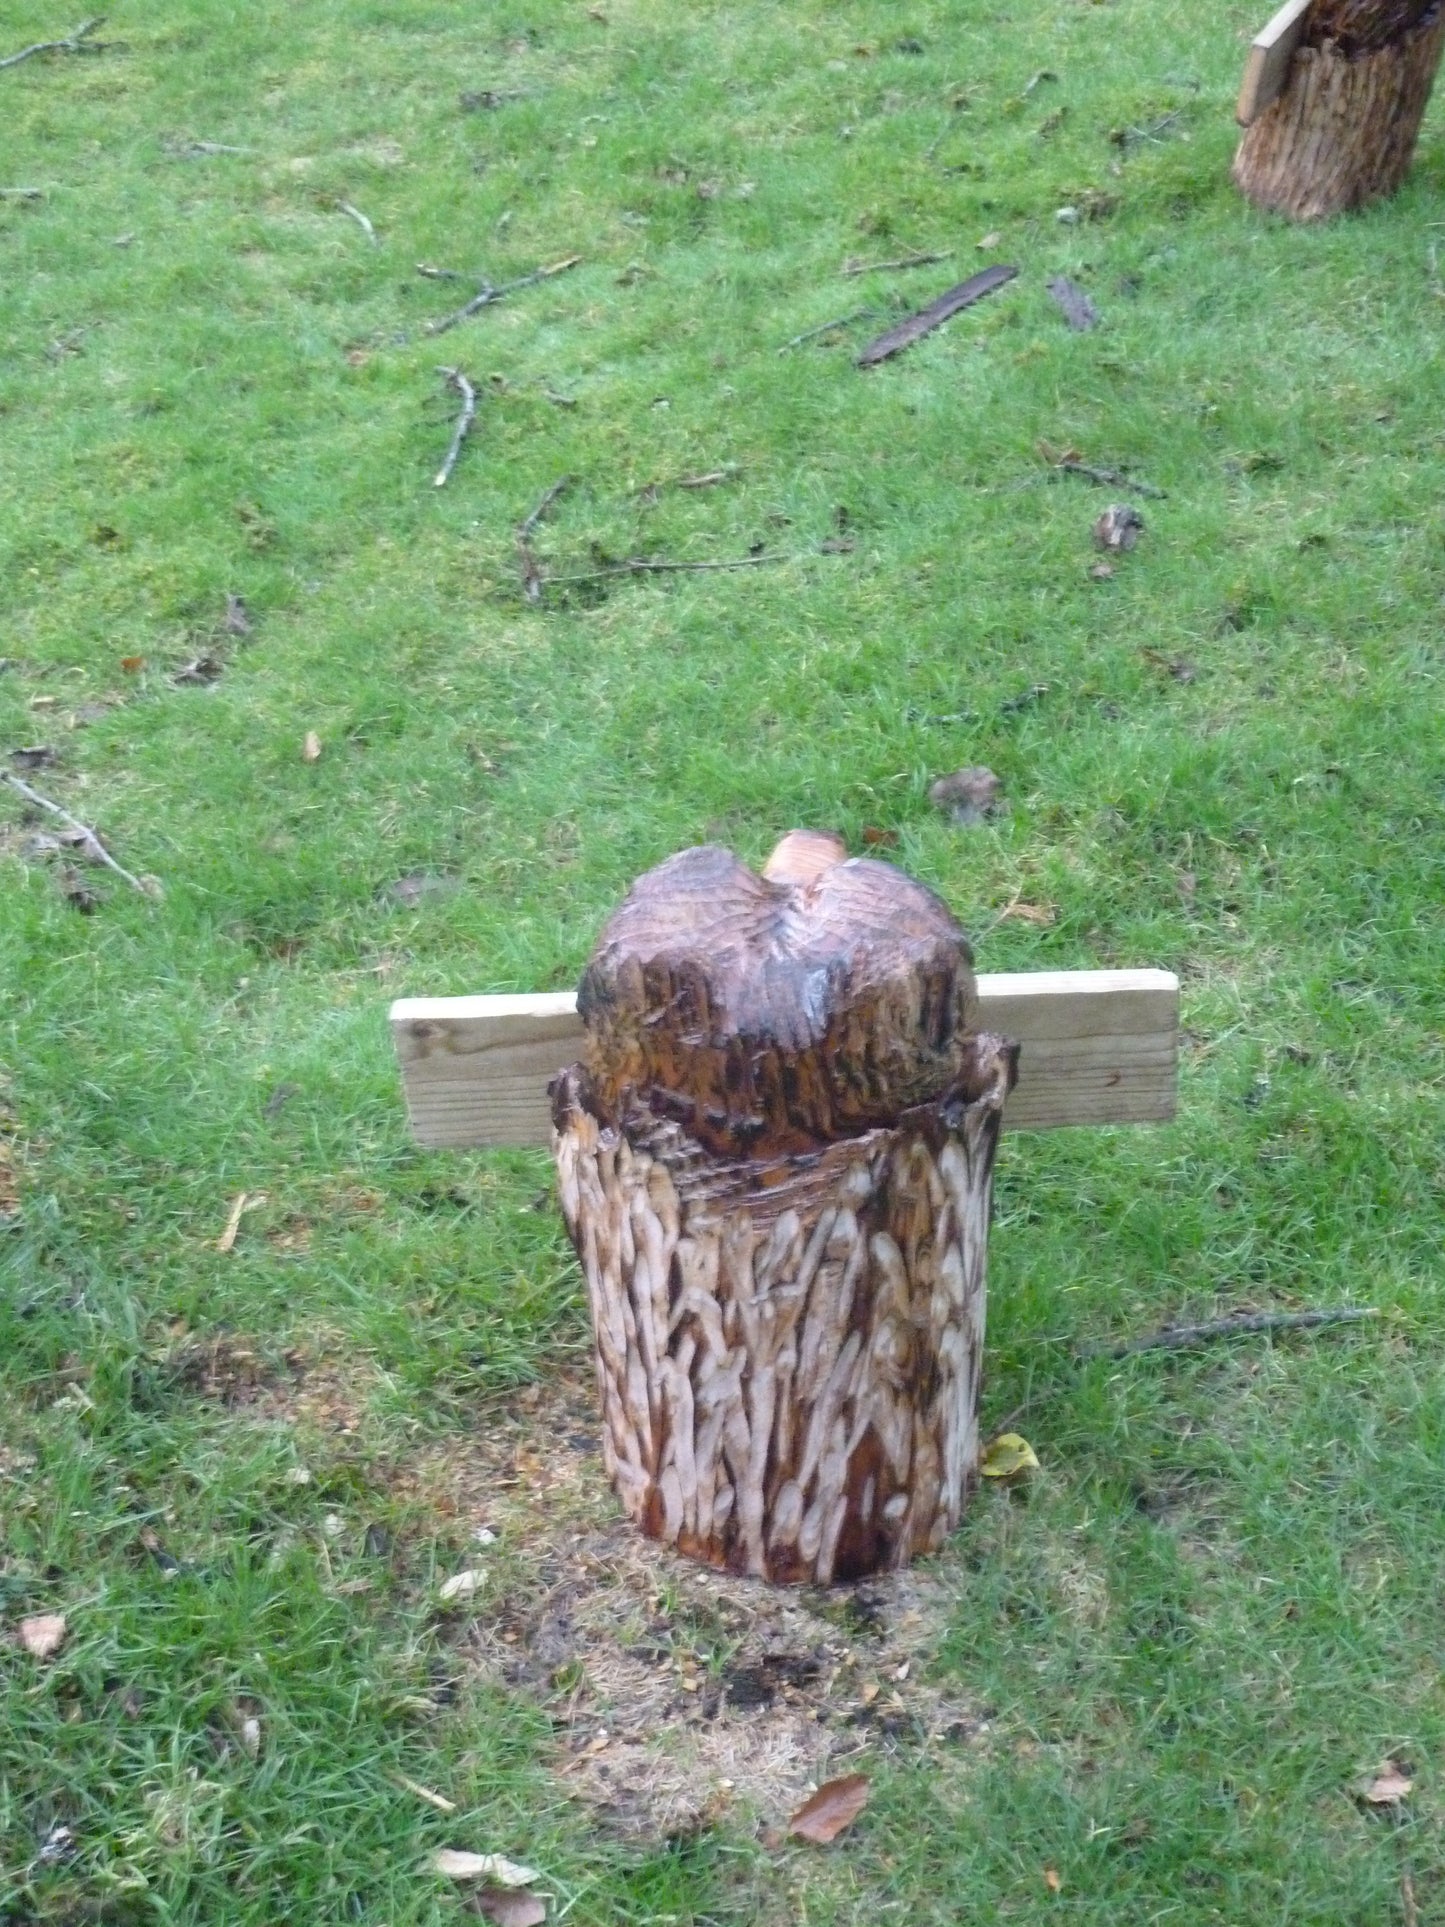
[389, 1771, 457, 1813]
[856, 265, 1018, 367]
[432, 1851, 542, 1886]
[788, 1773, 871, 1844]
[19, 1613, 67, 1659]
[217, 1192, 248, 1253]
[439, 1568, 485, 1603]
[302, 730, 322, 762]
[472, 1890, 547, 1927]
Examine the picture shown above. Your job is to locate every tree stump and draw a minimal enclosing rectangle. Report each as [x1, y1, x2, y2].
[550, 832, 1018, 1585]
[1234, 0, 1445, 220]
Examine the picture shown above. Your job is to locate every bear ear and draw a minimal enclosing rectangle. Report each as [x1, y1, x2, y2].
[761, 829, 848, 887]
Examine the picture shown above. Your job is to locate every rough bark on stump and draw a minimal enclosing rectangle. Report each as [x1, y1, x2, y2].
[1234, 2, 1445, 220]
[551, 832, 1019, 1585]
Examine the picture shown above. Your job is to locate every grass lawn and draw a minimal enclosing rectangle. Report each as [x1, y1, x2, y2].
[2, 0, 1443, 1918]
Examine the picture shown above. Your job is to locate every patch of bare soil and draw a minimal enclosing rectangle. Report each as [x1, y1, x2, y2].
[162, 1331, 376, 1437]
[403, 1376, 992, 1840]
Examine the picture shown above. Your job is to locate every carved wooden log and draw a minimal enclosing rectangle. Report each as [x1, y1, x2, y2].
[551, 832, 1018, 1585]
[1234, 0, 1445, 220]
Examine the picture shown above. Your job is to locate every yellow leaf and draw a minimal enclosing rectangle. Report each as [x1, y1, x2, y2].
[980, 1432, 1040, 1479]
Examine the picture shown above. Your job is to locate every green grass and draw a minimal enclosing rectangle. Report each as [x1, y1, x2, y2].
[2, 0, 1443, 1918]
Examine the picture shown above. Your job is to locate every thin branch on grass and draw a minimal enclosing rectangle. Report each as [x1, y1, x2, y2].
[1052, 457, 1167, 499]
[515, 476, 572, 602]
[433, 367, 477, 488]
[517, 474, 573, 539]
[0, 15, 107, 71]
[777, 308, 878, 352]
[842, 250, 951, 277]
[676, 467, 737, 489]
[543, 552, 788, 586]
[0, 186, 44, 200]
[337, 201, 376, 244]
[1401, 1866, 1419, 1927]
[2, 770, 152, 896]
[1077, 1306, 1380, 1362]
[424, 254, 580, 337]
[416, 263, 470, 280]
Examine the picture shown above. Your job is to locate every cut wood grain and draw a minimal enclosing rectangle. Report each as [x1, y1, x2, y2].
[1237, 0, 1314, 125]
[391, 968, 1179, 1149]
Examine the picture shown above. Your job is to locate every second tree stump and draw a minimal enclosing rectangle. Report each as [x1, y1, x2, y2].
[1234, 0, 1445, 220]
[551, 832, 1017, 1585]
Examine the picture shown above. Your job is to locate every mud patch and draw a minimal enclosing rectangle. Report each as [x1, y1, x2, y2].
[401, 1378, 992, 1840]
[160, 1332, 377, 1437]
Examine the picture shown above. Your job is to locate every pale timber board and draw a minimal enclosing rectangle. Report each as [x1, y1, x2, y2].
[391, 968, 1179, 1149]
[1237, 0, 1313, 124]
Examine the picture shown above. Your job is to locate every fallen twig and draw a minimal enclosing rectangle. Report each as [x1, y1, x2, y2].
[163, 139, 248, 158]
[676, 467, 737, 489]
[544, 552, 787, 587]
[517, 475, 573, 539]
[2, 770, 152, 896]
[857, 265, 1018, 367]
[0, 186, 45, 200]
[777, 308, 878, 352]
[1078, 1306, 1380, 1362]
[416, 263, 470, 280]
[1401, 1865, 1418, 1927]
[337, 200, 376, 244]
[515, 476, 572, 603]
[424, 254, 580, 336]
[0, 15, 106, 71]
[387, 1772, 457, 1815]
[843, 249, 951, 277]
[1050, 457, 1167, 499]
[433, 367, 477, 487]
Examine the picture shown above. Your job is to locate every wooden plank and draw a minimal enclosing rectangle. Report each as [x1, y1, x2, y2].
[390, 969, 1179, 1150]
[1237, 0, 1313, 125]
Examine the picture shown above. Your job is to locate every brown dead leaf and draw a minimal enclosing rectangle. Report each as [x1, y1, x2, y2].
[1358, 1762, 1413, 1806]
[56, 866, 103, 912]
[470, 1890, 547, 1927]
[1140, 648, 1197, 683]
[302, 731, 322, 763]
[928, 765, 1002, 827]
[788, 1773, 870, 1844]
[861, 826, 899, 848]
[19, 1613, 67, 1660]
[1044, 1865, 1062, 1893]
[172, 654, 224, 686]
[1046, 275, 1098, 331]
[1093, 504, 1144, 552]
[120, 655, 146, 673]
